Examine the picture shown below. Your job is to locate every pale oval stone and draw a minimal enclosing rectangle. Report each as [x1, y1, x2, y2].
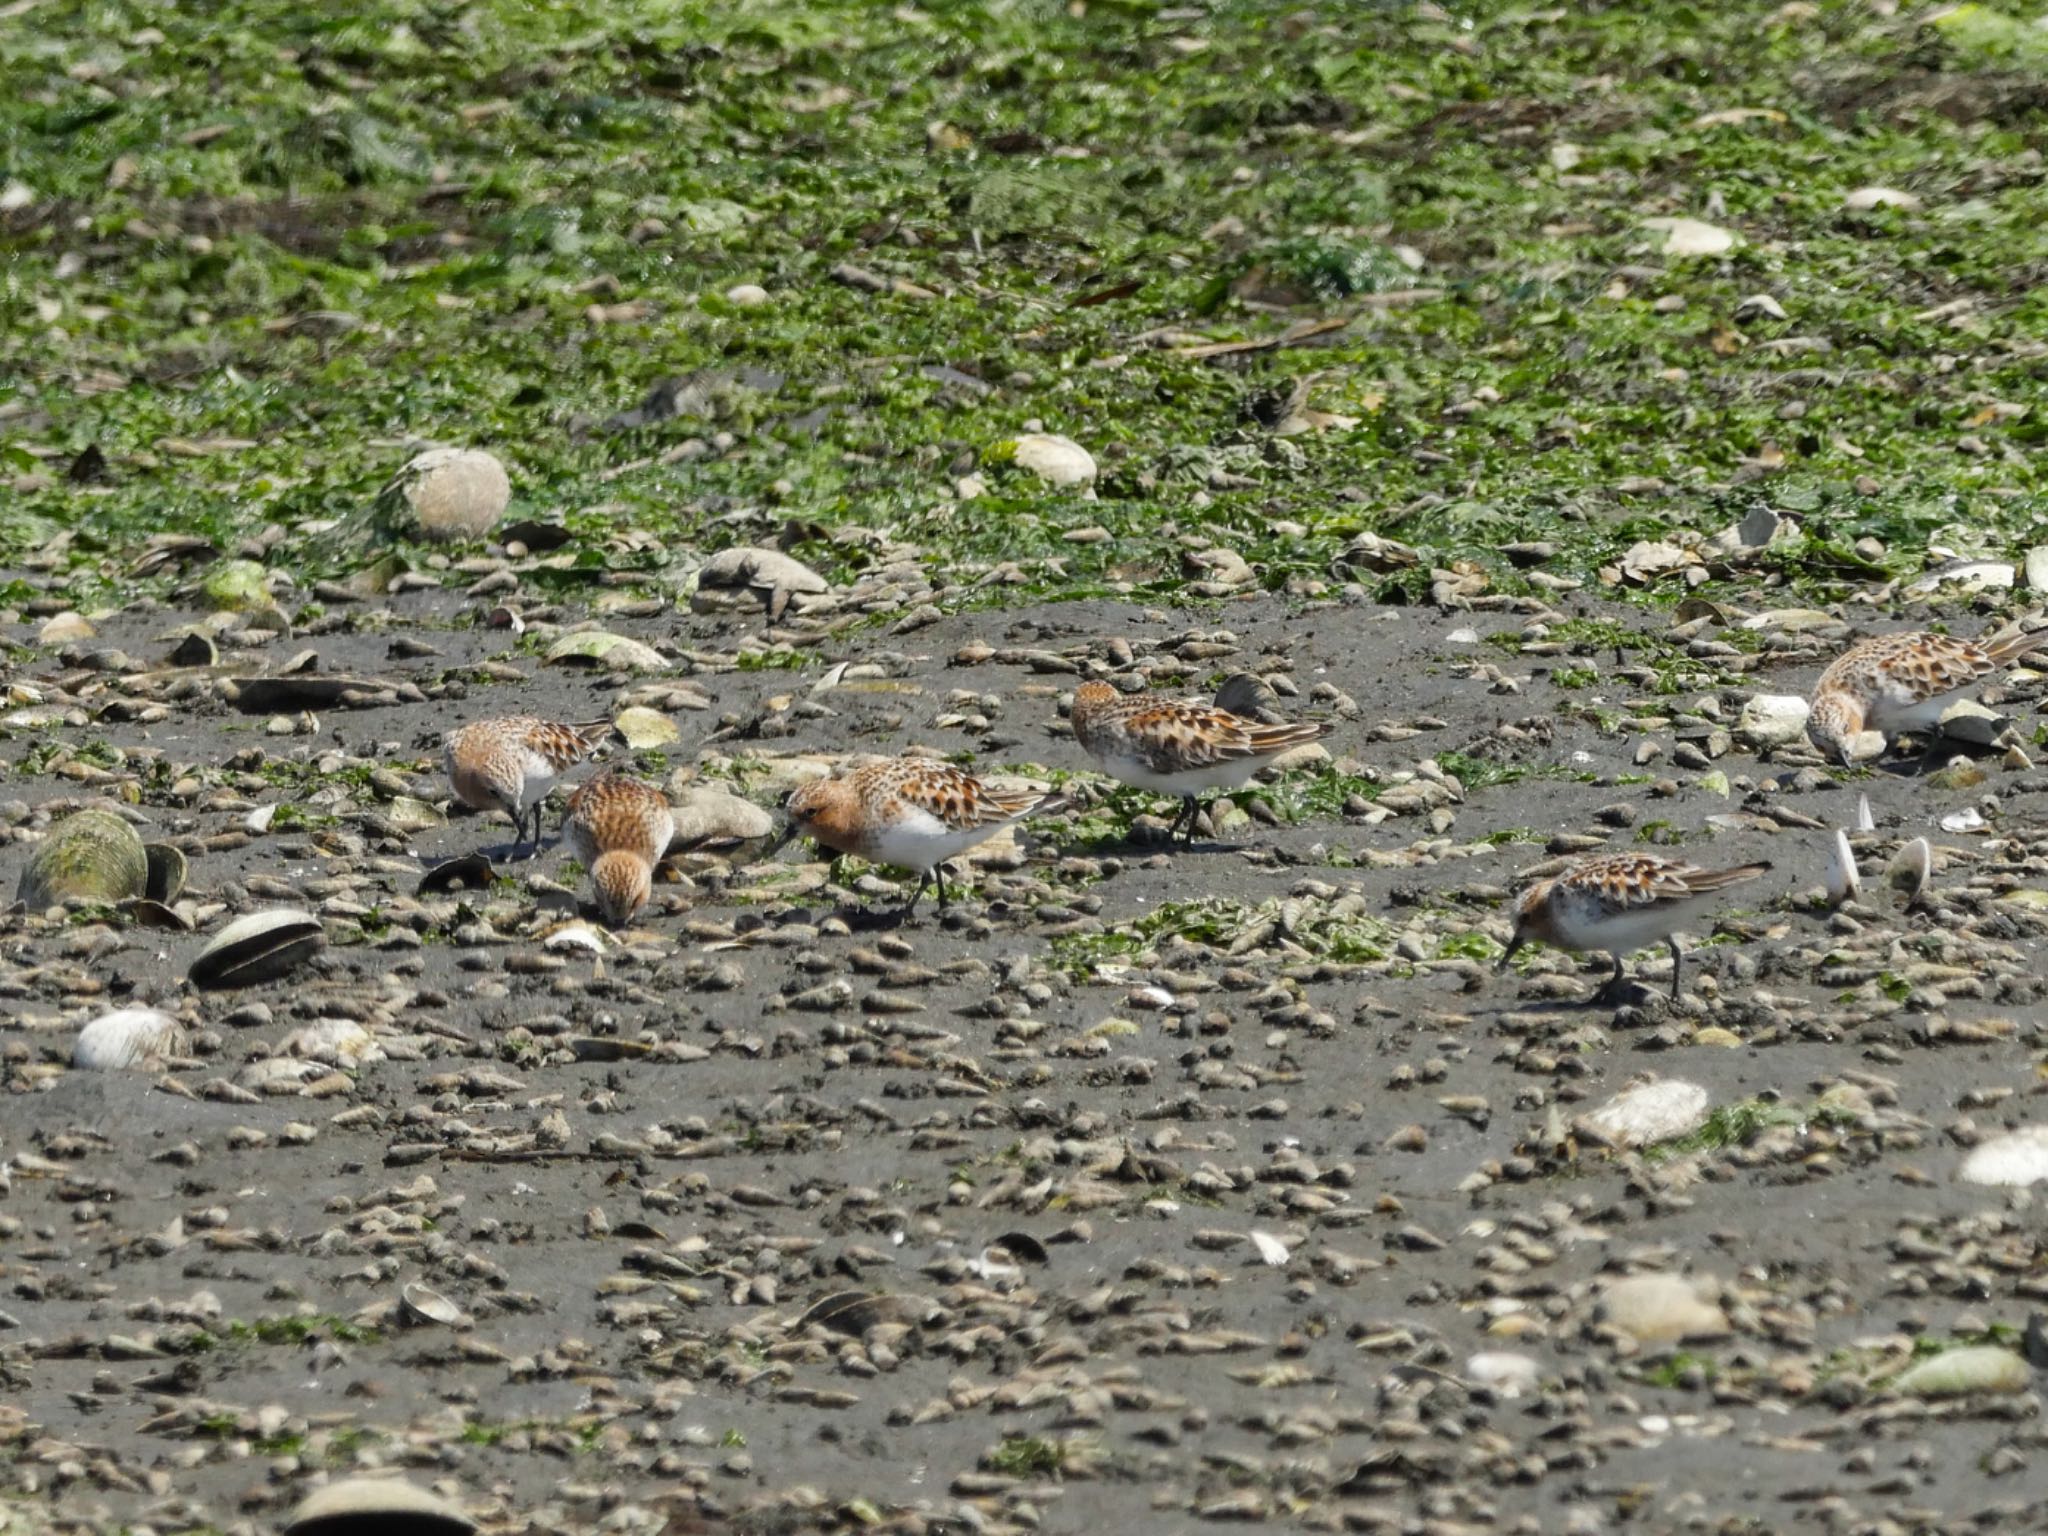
[667, 787, 775, 850]
[1597, 1273, 1731, 1344]
[74, 1008, 185, 1071]
[38, 611, 95, 645]
[724, 283, 771, 307]
[1575, 1080, 1710, 1149]
[1843, 186, 1921, 212]
[1008, 432, 1098, 489]
[1736, 693, 1810, 748]
[1733, 292, 1787, 321]
[1641, 216, 1737, 257]
[395, 447, 510, 541]
[1959, 1125, 2048, 1188]
[1889, 1345, 2028, 1397]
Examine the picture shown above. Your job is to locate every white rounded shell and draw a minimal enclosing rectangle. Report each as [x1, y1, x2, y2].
[73, 1007, 185, 1071]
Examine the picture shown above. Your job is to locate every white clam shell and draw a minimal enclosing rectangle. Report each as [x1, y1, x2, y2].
[1959, 1125, 2048, 1188]
[73, 1008, 185, 1072]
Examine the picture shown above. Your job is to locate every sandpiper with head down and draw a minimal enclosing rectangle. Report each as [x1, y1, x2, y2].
[1807, 627, 2048, 766]
[563, 770, 675, 927]
[781, 757, 1065, 920]
[1498, 851, 1772, 1003]
[444, 715, 613, 856]
[1069, 679, 1331, 846]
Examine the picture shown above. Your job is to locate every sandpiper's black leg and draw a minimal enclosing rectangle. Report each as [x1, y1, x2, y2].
[1666, 935, 1685, 1003]
[1178, 795, 1201, 845]
[898, 868, 931, 920]
[934, 863, 952, 913]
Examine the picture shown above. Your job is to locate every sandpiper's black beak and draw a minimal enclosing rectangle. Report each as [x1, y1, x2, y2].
[1496, 932, 1525, 973]
[768, 817, 802, 858]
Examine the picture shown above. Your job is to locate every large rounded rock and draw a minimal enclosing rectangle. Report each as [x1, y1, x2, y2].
[1596, 1273, 1731, 1344]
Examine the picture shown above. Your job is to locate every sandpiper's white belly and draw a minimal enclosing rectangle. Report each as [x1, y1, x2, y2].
[1091, 750, 1257, 796]
[1551, 899, 1690, 956]
[866, 805, 1008, 871]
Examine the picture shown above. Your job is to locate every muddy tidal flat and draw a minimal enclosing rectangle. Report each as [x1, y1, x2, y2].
[2, 578, 2047, 1536]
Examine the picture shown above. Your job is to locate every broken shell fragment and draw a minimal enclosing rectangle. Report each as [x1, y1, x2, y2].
[283, 1477, 476, 1536]
[73, 1008, 187, 1071]
[144, 841, 187, 904]
[17, 808, 151, 909]
[1574, 1079, 1710, 1149]
[190, 909, 326, 990]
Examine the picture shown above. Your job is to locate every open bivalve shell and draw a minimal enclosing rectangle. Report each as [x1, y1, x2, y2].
[190, 909, 326, 990]
[1825, 828, 1860, 909]
[283, 1477, 475, 1536]
[17, 808, 149, 909]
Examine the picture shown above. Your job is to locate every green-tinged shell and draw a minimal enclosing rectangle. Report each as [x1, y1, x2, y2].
[544, 631, 667, 671]
[384, 796, 447, 833]
[284, 1477, 475, 1536]
[199, 558, 272, 613]
[1889, 1345, 2029, 1397]
[144, 841, 186, 904]
[613, 705, 679, 748]
[191, 909, 326, 990]
[18, 809, 149, 909]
